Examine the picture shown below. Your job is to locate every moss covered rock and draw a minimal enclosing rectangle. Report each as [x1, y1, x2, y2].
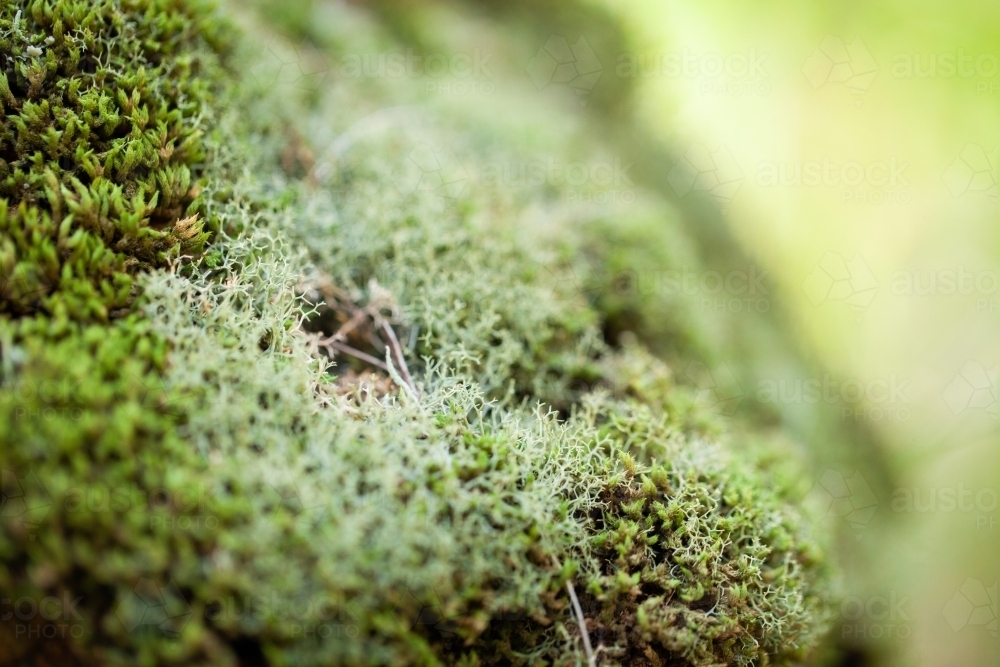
[0, 1, 835, 665]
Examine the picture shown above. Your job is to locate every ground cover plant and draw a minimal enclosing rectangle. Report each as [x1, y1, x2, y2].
[0, 1, 835, 665]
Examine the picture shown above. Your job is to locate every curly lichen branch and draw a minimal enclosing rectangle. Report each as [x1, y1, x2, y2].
[378, 318, 418, 397]
[384, 345, 420, 401]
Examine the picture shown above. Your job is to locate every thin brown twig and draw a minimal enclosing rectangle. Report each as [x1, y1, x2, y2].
[322, 339, 390, 372]
[331, 308, 369, 342]
[552, 555, 597, 667]
[365, 328, 387, 352]
[304, 274, 418, 397]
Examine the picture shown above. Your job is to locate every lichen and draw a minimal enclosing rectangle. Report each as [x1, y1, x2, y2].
[0, 1, 836, 666]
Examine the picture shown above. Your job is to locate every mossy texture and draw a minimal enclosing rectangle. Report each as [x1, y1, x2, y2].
[0, 0, 227, 322]
[1, 0, 835, 665]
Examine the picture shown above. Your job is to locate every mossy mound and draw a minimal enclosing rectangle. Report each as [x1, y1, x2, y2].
[1, 1, 835, 665]
[0, 0, 227, 322]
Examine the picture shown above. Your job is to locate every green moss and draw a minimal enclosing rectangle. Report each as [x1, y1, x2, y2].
[0, 315, 240, 665]
[587, 453, 831, 665]
[0, 0, 837, 665]
[0, 0, 230, 323]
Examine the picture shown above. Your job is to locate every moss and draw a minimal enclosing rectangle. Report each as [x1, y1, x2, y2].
[1, 0, 836, 665]
[586, 449, 832, 666]
[0, 0, 230, 323]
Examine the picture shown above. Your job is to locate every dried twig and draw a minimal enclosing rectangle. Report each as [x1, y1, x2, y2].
[552, 556, 597, 667]
[322, 339, 390, 372]
[331, 308, 368, 342]
[304, 274, 418, 397]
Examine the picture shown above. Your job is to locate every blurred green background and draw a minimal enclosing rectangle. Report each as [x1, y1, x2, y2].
[244, 0, 1000, 663]
[595, 2, 1000, 665]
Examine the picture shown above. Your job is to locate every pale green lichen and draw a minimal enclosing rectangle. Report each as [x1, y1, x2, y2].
[0, 0, 836, 665]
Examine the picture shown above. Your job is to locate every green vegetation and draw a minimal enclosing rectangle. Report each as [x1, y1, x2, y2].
[0, 0, 229, 323]
[0, 1, 836, 665]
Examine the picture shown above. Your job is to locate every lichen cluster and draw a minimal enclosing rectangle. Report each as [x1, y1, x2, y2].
[1, 1, 834, 666]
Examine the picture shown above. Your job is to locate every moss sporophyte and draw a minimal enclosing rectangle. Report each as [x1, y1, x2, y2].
[0, 1, 835, 666]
